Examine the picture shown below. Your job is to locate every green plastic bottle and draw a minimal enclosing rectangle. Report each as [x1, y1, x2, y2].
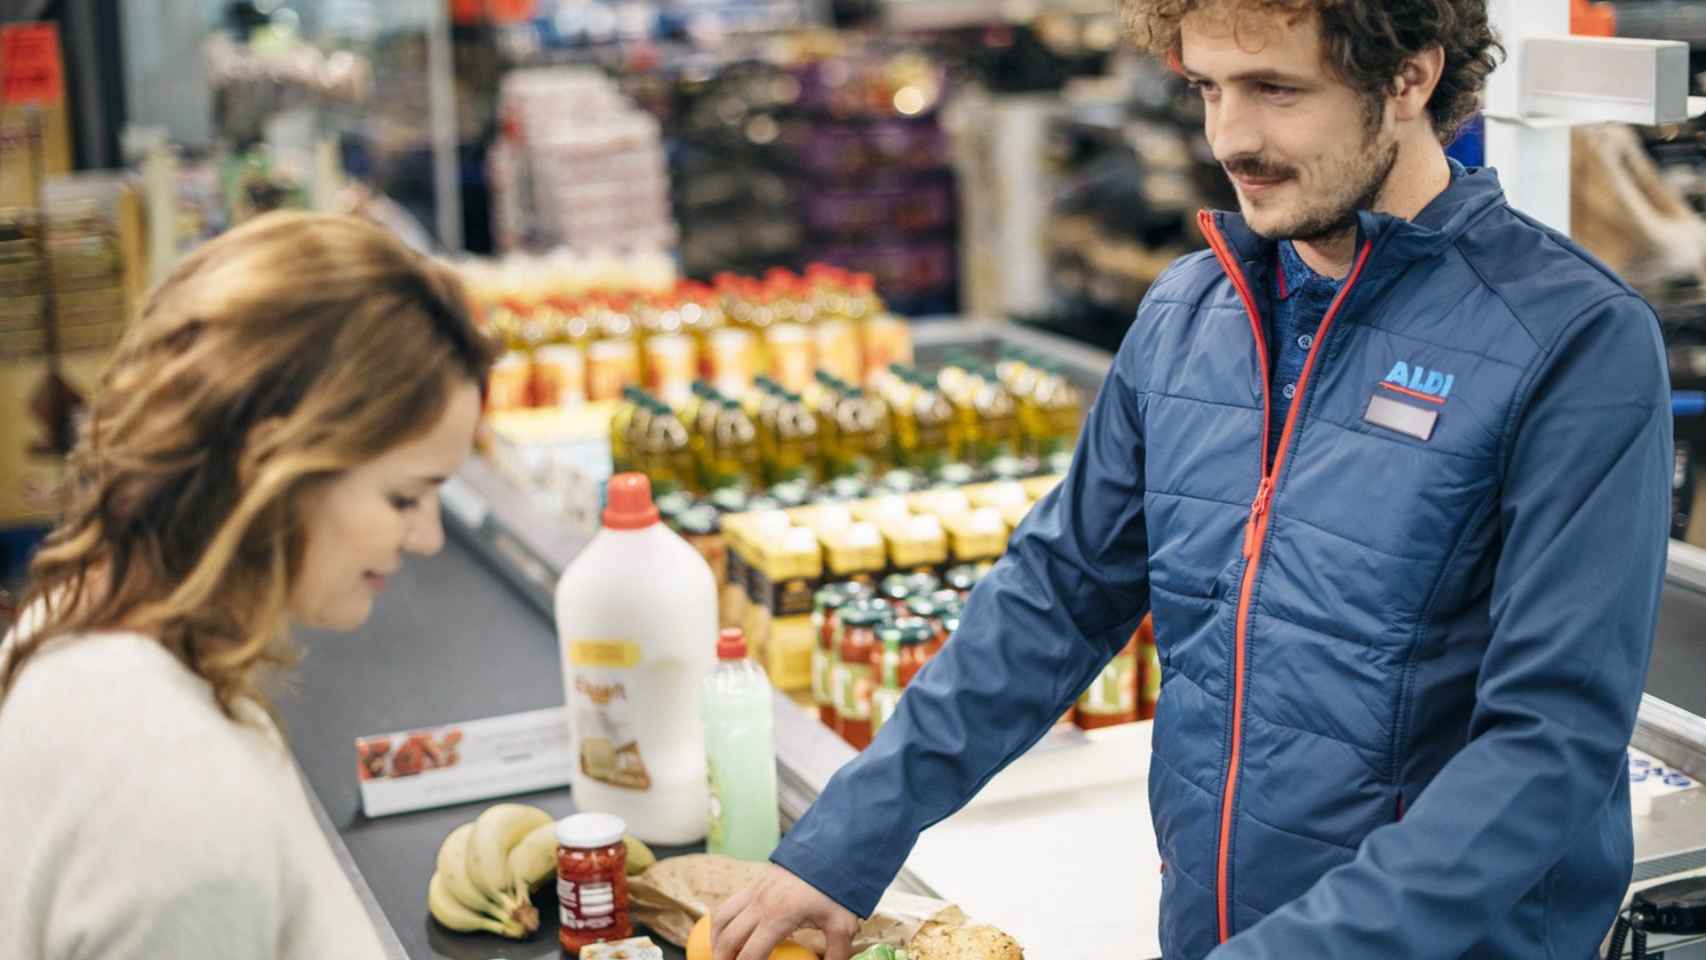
[701, 628, 780, 861]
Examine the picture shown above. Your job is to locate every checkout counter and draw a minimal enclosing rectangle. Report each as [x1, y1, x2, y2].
[272, 320, 1706, 959]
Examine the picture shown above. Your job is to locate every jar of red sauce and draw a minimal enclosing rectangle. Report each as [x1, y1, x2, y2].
[557, 812, 632, 954]
[886, 616, 934, 688]
[834, 600, 891, 749]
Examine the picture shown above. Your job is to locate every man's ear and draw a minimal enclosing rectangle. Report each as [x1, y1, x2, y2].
[1393, 45, 1446, 125]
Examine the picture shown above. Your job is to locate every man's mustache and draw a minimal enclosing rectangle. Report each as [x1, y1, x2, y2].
[1222, 156, 1295, 180]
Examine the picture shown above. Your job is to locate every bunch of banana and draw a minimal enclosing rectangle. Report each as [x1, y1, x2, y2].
[426, 803, 660, 939]
[428, 804, 553, 938]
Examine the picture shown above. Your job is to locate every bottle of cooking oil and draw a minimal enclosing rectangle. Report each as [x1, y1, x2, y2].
[639, 398, 697, 496]
[768, 391, 822, 487]
[968, 367, 1020, 468]
[691, 385, 725, 491]
[623, 389, 657, 478]
[1035, 360, 1084, 470]
[807, 371, 843, 468]
[830, 385, 892, 480]
[679, 380, 711, 445]
[907, 368, 958, 478]
[708, 394, 763, 493]
[611, 386, 643, 474]
[887, 367, 921, 469]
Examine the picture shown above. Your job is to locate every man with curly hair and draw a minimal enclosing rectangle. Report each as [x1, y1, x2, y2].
[713, 3, 1673, 958]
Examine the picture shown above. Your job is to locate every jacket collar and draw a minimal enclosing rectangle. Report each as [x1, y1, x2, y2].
[1205, 165, 1508, 295]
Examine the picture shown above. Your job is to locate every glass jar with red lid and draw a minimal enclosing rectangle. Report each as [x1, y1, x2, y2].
[557, 812, 632, 953]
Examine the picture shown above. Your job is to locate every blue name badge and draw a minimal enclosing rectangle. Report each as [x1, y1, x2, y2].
[1364, 392, 1439, 441]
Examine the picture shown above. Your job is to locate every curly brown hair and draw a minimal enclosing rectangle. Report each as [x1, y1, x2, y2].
[1125, 0, 1504, 142]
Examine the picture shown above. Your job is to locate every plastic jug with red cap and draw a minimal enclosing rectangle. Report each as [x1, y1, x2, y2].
[555, 473, 718, 845]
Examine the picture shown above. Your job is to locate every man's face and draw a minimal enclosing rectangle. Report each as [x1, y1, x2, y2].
[1180, 6, 1399, 241]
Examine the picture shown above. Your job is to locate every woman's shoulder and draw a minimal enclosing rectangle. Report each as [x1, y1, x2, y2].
[1, 629, 290, 792]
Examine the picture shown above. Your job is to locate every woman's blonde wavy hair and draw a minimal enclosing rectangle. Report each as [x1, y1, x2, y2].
[2, 211, 494, 720]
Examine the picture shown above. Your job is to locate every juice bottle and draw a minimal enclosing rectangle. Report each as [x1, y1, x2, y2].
[587, 297, 644, 403]
[641, 294, 699, 409]
[701, 627, 781, 861]
[531, 305, 587, 409]
[486, 307, 534, 412]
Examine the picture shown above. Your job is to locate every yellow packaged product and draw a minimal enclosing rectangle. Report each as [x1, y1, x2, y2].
[744, 526, 823, 691]
[966, 481, 1028, 512]
[908, 488, 973, 527]
[821, 520, 887, 591]
[1022, 474, 1065, 502]
[852, 494, 913, 526]
[945, 507, 1008, 564]
[882, 513, 948, 574]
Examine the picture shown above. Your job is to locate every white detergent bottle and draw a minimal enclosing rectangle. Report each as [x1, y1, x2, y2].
[556, 472, 718, 845]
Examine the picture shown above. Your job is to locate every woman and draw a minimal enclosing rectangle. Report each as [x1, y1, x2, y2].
[0, 212, 494, 959]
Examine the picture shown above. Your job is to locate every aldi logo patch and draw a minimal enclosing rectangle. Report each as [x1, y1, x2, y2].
[1383, 361, 1454, 401]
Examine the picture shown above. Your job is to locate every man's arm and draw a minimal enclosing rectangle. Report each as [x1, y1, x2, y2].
[768, 315, 1159, 918]
[1211, 294, 1672, 959]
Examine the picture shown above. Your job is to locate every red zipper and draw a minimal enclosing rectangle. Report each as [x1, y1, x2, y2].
[1198, 211, 1373, 943]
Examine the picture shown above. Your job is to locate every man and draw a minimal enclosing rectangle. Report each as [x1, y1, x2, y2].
[714, 2, 1673, 957]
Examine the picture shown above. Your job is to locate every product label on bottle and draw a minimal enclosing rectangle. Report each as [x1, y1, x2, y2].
[568, 640, 653, 791]
[833, 660, 874, 722]
[1078, 651, 1138, 718]
[559, 875, 618, 931]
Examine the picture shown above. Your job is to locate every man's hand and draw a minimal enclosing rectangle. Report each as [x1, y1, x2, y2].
[710, 863, 860, 960]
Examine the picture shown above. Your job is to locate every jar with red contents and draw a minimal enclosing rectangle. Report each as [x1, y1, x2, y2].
[833, 599, 891, 749]
[557, 812, 632, 954]
[812, 584, 852, 728]
[885, 616, 934, 688]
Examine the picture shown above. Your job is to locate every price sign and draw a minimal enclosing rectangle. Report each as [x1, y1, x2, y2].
[1, 24, 64, 107]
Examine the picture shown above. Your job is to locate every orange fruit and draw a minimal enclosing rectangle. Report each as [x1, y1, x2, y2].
[686, 915, 818, 960]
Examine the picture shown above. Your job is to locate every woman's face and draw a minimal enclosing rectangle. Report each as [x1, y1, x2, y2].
[288, 381, 482, 631]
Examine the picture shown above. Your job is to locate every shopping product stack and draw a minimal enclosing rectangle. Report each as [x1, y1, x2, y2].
[709, 478, 1159, 742]
[782, 46, 959, 316]
[0, 179, 144, 528]
[489, 67, 678, 254]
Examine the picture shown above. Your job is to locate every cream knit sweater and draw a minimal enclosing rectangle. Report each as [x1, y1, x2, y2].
[0, 629, 388, 960]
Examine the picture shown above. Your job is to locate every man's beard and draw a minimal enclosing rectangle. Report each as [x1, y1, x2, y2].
[1224, 123, 1400, 243]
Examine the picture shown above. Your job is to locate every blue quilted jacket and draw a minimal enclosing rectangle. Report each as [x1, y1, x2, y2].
[773, 168, 1672, 959]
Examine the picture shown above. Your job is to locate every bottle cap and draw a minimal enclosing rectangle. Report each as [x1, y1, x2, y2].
[556, 812, 626, 850]
[603, 473, 660, 529]
[717, 628, 748, 660]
